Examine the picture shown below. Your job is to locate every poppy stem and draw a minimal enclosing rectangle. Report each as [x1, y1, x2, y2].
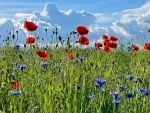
[15, 30, 19, 45]
[45, 28, 48, 43]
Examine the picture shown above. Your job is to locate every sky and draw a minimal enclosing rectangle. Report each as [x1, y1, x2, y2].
[0, 0, 150, 45]
[0, 0, 148, 18]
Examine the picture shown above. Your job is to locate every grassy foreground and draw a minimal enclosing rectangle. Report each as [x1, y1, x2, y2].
[0, 46, 150, 113]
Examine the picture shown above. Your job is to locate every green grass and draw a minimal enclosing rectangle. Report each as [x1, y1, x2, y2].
[0, 45, 150, 113]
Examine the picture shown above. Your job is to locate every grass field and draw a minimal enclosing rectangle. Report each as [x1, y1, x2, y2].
[0, 43, 150, 113]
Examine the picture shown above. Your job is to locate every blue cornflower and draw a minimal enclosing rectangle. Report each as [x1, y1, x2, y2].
[77, 84, 81, 90]
[140, 88, 147, 93]
[14, 45, 20, 49]
[77, 56, 84, 62]
[110, 91, 121, 104]
[110, 91, 119, 99]
[43, 47, 48, 50]
[40, 61, 48, 68]
[17, 64, 27, 70]
[126, 93, 133, 99]
[135, 78, 142, 83]
[95, 78, 106, 87]
[112, 97, 121, 104]
[140, 88, 149, 96]
[127, 74, 134, 80]
[10, 90, 22, 95]
[119, 84, 127, 90]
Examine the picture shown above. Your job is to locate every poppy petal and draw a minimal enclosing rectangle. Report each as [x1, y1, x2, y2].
[24, 21, 37, 32]
[104, 46, 110, 53]
[68, 53, 75, 60]
[109, 42, 117, 49]
[11, 81, 20, 89]
[76, 25, 89, 35]
[110, 36, 118, 41]
[36, 50, 48, 60]
[75, 35, 89, 46]
[95, 42, 103, 49]
[25, 36, 36, 44]
[103, 34, 109, 41]
[144, 42, 150, 50]
[132, 44, 139, 51]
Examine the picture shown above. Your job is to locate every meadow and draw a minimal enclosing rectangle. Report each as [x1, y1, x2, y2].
[0, 23, 150, 113]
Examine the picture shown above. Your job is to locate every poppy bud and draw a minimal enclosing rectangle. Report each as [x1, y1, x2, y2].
[19, 54, 23, 60]
[12, 34, 15, 40]
[24, 44, 26, 48]
[16, 30, 18, 34]
[59, 36, 62, 41]
[45, 28, 47, 32]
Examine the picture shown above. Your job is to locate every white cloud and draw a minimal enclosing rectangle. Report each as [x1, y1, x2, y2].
[0, 18, 14, 37]
[109, 2, 150, 43]
[15, 13, 32, 18]
[1, 2, 150, 45]
[39, 3, 96, 27]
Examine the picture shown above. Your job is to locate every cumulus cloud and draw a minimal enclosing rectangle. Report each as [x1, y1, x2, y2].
[109, 2, 150, 43]
[40, 3, 96, 26]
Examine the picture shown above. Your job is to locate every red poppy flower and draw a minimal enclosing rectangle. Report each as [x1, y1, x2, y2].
[76, 25, 89, 35]
[11, 81, 20, 89]
[104, 46, 110, 53]
[75, 35, 89, 46]
[36, 50, 47, 57]
[110, 36, 118, 41]
[68, 52, 75, 60]
[104, 39, 110, 47]
[109, 42, 117, 49]
[144, 43, 150, 50]
[24, 21, 37, 32]
[132, 44, 139, 51]
[25, 36, 36, 44]
[95, 42, 103, 49]
[41, 56, 48, 61]
[36, 50, 48, 60]
[103, 34, 109, 41]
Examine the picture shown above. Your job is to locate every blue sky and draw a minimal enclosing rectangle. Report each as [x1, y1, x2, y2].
[0, 0, 148, 18]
